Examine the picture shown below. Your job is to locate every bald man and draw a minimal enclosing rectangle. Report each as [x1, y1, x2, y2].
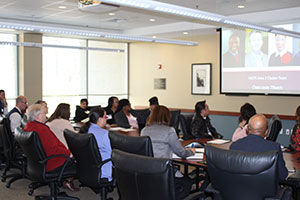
[230, 114, 288, 180]
[7, 96, 28, 134]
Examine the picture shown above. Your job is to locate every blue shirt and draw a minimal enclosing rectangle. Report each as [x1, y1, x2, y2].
[88, 123, 112, 181]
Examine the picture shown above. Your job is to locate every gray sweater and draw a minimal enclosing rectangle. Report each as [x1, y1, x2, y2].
[141, 124, 194, 159]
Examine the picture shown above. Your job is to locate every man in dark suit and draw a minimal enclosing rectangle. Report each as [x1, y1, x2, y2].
[223, 34, 244, 68]
[190, 100, 222, 139]
[230, 114, 288, 180]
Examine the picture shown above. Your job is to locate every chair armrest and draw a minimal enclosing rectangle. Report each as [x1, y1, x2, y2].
[184, 191, 205, 200]
[97, 158, 112, 168]
[40, 154, 73, 182]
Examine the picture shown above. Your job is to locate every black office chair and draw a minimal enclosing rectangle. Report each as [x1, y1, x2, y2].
[170, 110, 181, 133]
[20, 117, 28, 129]
[15, 127, 78, 200]
[205, 145, 291, 200]
[266, 115, 282, 142]
[179, 114, 194, 140]
[64, 129, 114, 200]
[109, 131, 153, 156]
[0, 115, 27, 188]
[132, 108, 150, 130]
[111, 149, 204, 200]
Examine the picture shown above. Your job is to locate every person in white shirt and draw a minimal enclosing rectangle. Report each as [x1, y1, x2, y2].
[7, 96, 27, 134]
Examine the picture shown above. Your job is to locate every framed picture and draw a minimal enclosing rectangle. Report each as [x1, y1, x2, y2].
[192, 63, 211, 95]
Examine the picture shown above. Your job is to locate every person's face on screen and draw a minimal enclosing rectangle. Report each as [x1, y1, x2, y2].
[249, 32, 263, 53]
[229, 35, 240, 54]
[275, 34, 286, 52]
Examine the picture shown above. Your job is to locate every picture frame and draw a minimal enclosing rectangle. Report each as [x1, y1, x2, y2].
[192, 63, 211, 95]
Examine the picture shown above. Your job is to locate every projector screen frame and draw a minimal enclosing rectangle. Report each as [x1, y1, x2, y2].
[219, 28, 300, 97]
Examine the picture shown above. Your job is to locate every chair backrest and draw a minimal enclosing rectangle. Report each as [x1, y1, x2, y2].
[14, 127, 47, 181]
[20, 117, 28, 129]
[109, 131, 153, 157]
[178, 114, 194, 140]
[64, 129, 103, 186]
[132, 109, 150, 130]
[205, 145, 279, 200]
[170, 110, 181, 130]
[111, 149, 176, 200]
[0, 115, 16, 160]
[266, 115, 282, 142]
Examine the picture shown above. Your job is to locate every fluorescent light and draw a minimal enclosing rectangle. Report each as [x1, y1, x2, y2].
[97, 0, 300, 39]
[58, 6, 67, 9]
[237, 5, 245, 9]
[152, 36, 157, 38]
[149, 18, 156, 22]
[108, 12, 115, 16]
[0, 41, 125, 52]
[183, 32, 189, 35]
[0, 21, 198, 46]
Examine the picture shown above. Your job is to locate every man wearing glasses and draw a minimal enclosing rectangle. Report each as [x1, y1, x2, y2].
[7, 96, 27, 134]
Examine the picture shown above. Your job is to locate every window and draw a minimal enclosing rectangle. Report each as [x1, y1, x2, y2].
[0, 33, 18, 111]
[88, 40, 128, 106]
[42, 36, 128, 117]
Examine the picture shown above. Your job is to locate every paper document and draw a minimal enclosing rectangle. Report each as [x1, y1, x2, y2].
[206, 139, 231, 144]
[172, 153, 203, 160]
[195, 148, 205, 153]
[109, 127, 135, 132]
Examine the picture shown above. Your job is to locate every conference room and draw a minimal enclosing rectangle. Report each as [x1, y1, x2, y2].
[1, 0, 300, 199]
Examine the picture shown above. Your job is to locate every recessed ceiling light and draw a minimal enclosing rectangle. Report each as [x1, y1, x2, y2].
[237, 5, 245, 9]
[58, 6, 67, 9]
[109, 13, 115, 16]
[183, 32, 189, 35]
[152, 36, 157, 38]
[149, 18, 156, 22]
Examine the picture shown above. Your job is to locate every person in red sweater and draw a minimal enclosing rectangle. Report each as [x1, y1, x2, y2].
[24, 104, 79, 191]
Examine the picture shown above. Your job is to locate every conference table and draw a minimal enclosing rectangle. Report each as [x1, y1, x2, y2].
[173, 138, 300, 192]
[72, 122, 140, 136]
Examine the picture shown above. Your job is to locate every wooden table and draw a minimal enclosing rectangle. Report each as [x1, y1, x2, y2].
[72, 122, 140, 136]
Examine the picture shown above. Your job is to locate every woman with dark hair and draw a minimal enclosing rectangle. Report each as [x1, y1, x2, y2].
[290, 105, 300, 151]
[141, 105, 195, 199]
[46, 103, 75, 148]
[114, 99, 138, 129]
[232, 103, 256, 142]
[104, 96, 119, 125]
[79, 107, 112, 181]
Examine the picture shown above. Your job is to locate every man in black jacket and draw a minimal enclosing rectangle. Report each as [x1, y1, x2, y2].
[191, 100, 222, 139]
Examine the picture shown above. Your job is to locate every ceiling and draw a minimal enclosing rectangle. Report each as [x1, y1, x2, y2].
[0, 0, 300, 40]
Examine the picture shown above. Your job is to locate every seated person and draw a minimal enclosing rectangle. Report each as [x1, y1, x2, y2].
[74, 98, 89, 123]
[149, 96, 159, 111]
[141, 105, 194, 158]
[104, 96, 119, 125]
[35, 100, 49, 116]
[289, 105, 300, 151]
[191, 100, 222, 139]
[232, 103, 256, 142]
[24, 104, 79, 191]
[7, 96, 27, 134]
[46, 103, 75, 149]
[79, 107, 112, 181]
[230, 114, 288, 180]
[114, 99, 138, 129]
[141, 105, 195, 199]
[0, 89, 8, 115]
